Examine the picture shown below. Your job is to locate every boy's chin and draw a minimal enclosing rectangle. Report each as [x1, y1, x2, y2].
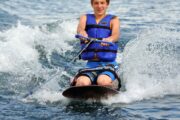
[95, 12, 106, 16]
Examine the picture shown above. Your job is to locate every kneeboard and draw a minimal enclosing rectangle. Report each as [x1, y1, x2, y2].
[62, 85, 119, 100]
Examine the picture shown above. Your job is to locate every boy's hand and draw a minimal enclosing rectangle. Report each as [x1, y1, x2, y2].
[101, 38, 112, 46]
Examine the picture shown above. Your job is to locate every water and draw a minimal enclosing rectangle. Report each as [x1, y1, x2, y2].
[0, 0, 179, 119]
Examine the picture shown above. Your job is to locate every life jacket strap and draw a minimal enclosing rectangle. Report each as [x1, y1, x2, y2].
[85, 24, 111, 31]
[83, 49, 117, 53]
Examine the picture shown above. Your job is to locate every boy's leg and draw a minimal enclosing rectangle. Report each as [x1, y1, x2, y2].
[75, 72, 97, 86]
[75, 75, 91, 86]
[97, 71, 115, 86]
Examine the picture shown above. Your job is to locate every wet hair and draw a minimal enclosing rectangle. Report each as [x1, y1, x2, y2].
[91, 0, 110, 5]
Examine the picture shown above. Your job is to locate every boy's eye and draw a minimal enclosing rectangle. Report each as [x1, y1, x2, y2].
[101, 2, 105, 4]
[94, 2, 98, 5]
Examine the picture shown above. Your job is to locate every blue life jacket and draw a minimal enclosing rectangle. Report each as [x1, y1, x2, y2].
[80, 14, 118, 62]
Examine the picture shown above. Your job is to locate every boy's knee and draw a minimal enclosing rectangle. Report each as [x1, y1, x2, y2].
[75, 76, 91, 86]
[97, 75, 112, 86]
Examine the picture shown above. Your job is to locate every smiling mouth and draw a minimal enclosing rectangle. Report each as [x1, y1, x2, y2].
[97, 9, 104, 12]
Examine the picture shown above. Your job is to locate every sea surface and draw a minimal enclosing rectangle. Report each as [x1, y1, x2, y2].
[0, 0, 180, 120]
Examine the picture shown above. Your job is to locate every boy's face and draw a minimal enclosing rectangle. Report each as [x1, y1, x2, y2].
[91, 0, 109, 16]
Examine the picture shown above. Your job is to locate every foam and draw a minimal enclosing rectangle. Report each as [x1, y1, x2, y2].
[102, 27, 180, 104]
[0, 21, 77, 103]
[0, 22, 39, 72]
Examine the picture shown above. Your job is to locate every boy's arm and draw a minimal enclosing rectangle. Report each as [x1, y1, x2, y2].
[77, 15, 88, 37]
